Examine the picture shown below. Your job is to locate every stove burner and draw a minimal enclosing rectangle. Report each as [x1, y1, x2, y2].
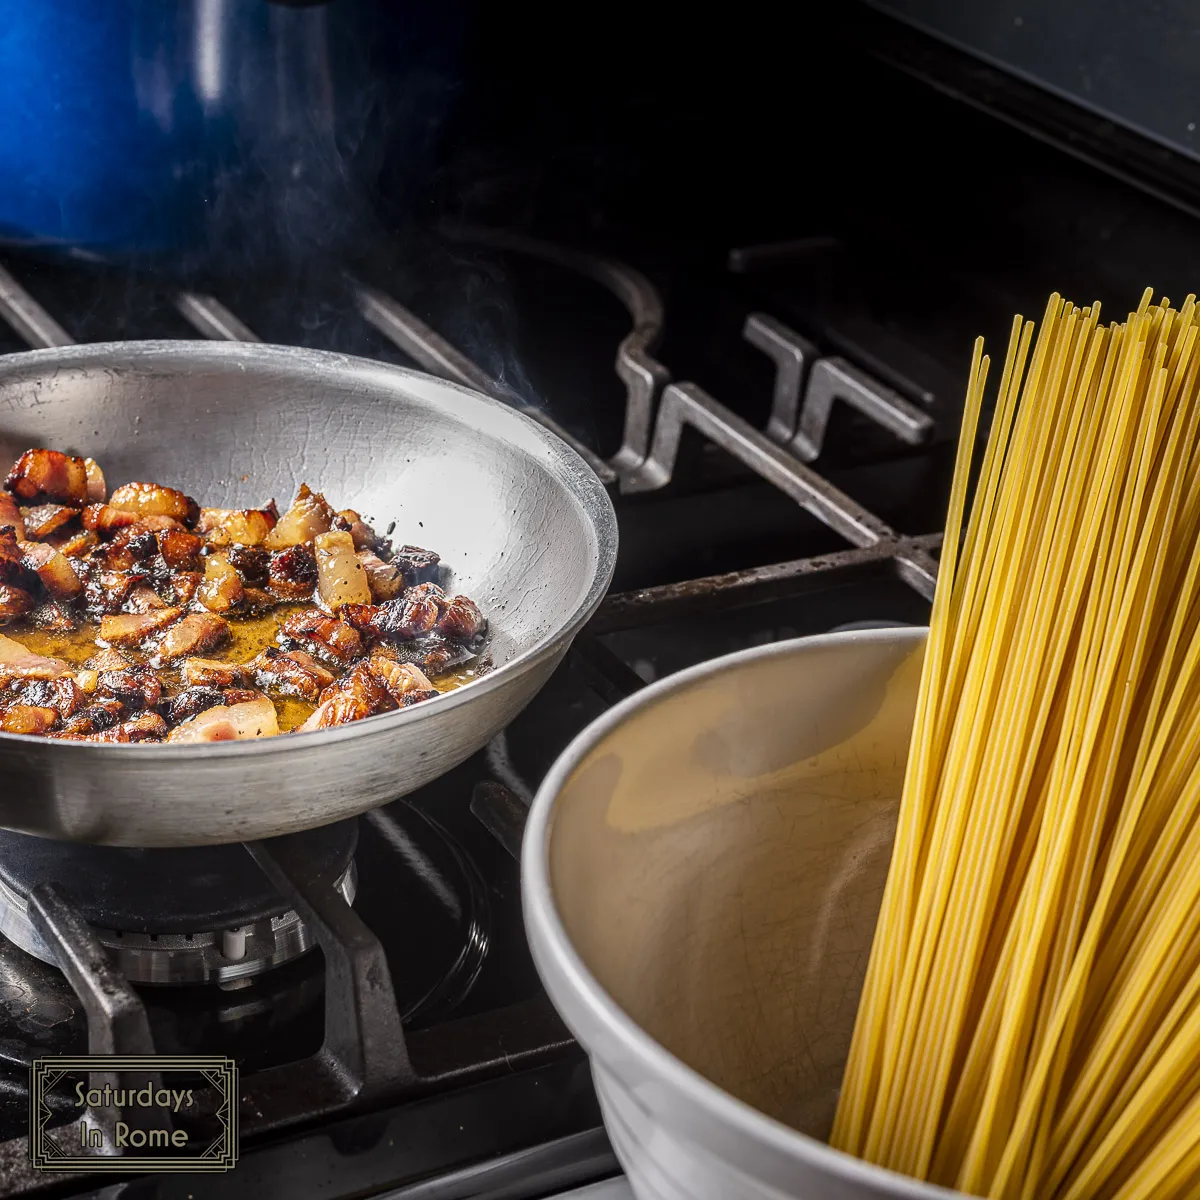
[0, 822, 358, 986]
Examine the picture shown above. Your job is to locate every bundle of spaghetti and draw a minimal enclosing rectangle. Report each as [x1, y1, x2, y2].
[829, 289, 1200, 1200]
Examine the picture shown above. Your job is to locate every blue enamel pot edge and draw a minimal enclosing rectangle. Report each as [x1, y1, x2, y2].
[0, 0, 468, 264]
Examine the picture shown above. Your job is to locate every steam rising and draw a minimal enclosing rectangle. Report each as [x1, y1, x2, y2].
[5, 2, 555, 423]
[179, 2, 544, 408]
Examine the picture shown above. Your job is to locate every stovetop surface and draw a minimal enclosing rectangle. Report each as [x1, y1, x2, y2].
[1, 5, 1199, 1196]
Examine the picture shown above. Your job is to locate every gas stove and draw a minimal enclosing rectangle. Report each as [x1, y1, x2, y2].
[0, 234, 945, 1199]
[0, 3, 1196, 1196]
[0, 825, 360, 985]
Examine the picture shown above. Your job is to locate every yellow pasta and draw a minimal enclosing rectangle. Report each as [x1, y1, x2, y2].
[831, 291, 1200, 1199]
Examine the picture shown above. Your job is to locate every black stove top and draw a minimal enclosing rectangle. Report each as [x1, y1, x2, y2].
[0, 5, 1197, 1196]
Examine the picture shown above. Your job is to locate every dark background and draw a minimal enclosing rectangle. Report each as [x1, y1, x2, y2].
[872, 0, 1200, 163]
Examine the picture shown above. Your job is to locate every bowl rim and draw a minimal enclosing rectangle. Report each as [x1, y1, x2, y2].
[0, 339, 619, 757]
[522, 625, 963, 1199]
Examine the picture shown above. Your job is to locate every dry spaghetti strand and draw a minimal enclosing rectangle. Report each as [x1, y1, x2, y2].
[830, 291, 1200, 1200]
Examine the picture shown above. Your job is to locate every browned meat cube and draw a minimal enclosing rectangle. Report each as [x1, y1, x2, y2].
[342, 590, 443, 642]
[331, 509, 382, 551]
[157, 528, 203, 571]
[0, 704, 59, 735]
[339, 603, 383, 640]
[108, 482, 200, 526]
[49, 528, 98, 558]
[297, 661, 395, 731]
[83, 712, 169, 743]
[421, 643, 477, 675]
[165, 687, 226, 726]
[181, 657, 246, 689]
[197, 552, 244, 614]
[221, 688, 268, 707]
[154, 612, 229, 663]
[124, 712, 170, 740]
[240, 586, 275, 613]
[436, 595, 486, 641]
[95, 542, 138, 573]
[267, 544, 318, 600]
[393, 545, 441, 587]
[19, 676, 84, 719]
[0, 585, 35, 624]
[21, 503, 79, 540]
[19, 541, 83, 601]
[99, 607, 183, 646]
[419, 645, 451, 673]
[28, 600, 78, 633]
[406, 581, 445, 600]
[59, 721, 105, 740]
[5, 450, 89, 506]
[108, 528, 160, 564]
[166, 697, 278, 742]
[96, 668, 163, 711]
[125, 585, 168, 613]
[86, 647, 132, 672]
[0, 492, 26, 541]
[84, 568, 151, 615]
[84, 457, 106, 503]
[0, 633, 69, 681]
[165, 570, 203, 606]
[356, 551, 405, 602]
[0, 527, 34, 586]
[314, 529, 372, 611]
[196, 504, 278, 547]
[124, 712, 170, 741]
[225, 545, 269, 585]
[277, 609, 362, 665]
[125, 515, 184, 534]
[364, 657, 436, 705]
[58, 696, 125, 736]
[81, 503, 138, 536]
[250, 647, 335, 702]
[263, 484, 333, 549]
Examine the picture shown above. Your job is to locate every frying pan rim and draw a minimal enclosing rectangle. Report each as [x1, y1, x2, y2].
[0, 339, 618, 758]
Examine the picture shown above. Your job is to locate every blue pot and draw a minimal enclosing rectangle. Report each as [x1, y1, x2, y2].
[0, 0, 466, 264]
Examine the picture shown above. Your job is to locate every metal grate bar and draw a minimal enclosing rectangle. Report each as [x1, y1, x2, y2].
[744, 313, 818, 444]
[469, 782, 527, 859]
[0, 263, 73, 348]
[28, 884, 173, 1159]
[623, 381, 896, 547]
[440, 225, 670, 481]
[355, 280, 495, 394]
[728, 237, 842, 274]
[745, 313, 935, 460]
[793, 356, 933, 460]
[175, 291, 262, 342]
[352, 278, 617, 486]
[894, 546, 940, 597]
[246, 831, 411, 1101]
[592, 533, 941, 632]
[29, 884, 155, 1057]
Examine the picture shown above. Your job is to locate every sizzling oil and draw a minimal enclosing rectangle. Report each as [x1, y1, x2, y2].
[10, 605, 479, 734]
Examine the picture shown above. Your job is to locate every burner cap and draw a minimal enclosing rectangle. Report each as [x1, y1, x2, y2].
[0, 822, 357, 986]
[0, 822, 357, 933]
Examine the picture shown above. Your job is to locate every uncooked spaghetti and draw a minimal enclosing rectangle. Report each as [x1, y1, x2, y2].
[830, 290, 1200, 1200]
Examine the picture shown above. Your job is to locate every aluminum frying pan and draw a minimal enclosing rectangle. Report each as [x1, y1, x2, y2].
[0, 341, 617, 847]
